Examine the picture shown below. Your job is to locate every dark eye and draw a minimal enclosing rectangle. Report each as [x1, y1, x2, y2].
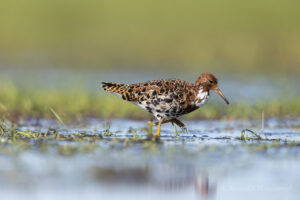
[209, 80, 213, 84]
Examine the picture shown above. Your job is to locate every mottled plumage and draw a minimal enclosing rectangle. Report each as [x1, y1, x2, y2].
[101, 73, 229, 137]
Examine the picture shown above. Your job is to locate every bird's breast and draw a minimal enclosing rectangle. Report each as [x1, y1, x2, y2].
[195, 88, 209, 107]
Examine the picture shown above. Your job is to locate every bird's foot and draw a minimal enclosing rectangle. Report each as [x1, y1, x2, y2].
[177, 124, 188, 133]
[180, 125, 188, 133]
[171, 119, 188, 132]
[147, 121, 157, 126]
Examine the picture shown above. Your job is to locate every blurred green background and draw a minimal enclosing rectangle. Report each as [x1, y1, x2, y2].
[1, 0, 300, 120]
[1, 0, 300, 74]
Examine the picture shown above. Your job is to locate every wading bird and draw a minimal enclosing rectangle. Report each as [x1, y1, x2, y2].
[101, 73, 229, 137]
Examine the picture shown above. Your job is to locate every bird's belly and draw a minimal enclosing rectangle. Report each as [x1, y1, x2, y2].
[136, 99, 201, 120]
[136, 100, 183, 119]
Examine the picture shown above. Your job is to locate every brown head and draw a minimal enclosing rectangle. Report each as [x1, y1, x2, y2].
[195, 73, 229, 104]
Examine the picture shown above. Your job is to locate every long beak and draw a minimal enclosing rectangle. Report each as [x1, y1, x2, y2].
[213, 87, 229, 104]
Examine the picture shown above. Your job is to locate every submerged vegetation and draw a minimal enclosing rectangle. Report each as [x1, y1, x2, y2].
[0, 117, 299, 157]
[0, 83, 300, 121]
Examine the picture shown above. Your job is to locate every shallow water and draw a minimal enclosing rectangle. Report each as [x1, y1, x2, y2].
[0, 118, 300, 200]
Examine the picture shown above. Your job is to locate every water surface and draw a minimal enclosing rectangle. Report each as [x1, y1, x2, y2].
[1, 118, 299, 200]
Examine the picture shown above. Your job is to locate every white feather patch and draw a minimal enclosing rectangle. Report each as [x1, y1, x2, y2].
[195, 87, 209, 107]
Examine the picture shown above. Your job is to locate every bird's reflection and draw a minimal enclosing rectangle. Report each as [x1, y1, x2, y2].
[195, 174, 217, 199]
[94, 161, 221, 199]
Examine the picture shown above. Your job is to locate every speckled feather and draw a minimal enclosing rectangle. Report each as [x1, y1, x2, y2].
[101, 78, 209, 120]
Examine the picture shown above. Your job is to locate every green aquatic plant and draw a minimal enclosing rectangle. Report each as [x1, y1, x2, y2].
[239, 129, 263, 141]
[49, 107, 66, 126]
[103, 123, 112, 136]
[0, 120, 7, 137]
[11, 124, 16, 143]
[141, 126, 154, 139]
[128, 127, 141, 141]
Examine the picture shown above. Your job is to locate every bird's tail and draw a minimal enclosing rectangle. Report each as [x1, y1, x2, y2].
[101, 82, 136, 101]
[101, 82, 124, 93]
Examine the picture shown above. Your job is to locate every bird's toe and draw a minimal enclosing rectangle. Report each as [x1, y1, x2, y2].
[147, 121, 156, 126]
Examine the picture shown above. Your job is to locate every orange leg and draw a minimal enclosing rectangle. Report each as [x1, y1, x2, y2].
[156, 118, 164, 137]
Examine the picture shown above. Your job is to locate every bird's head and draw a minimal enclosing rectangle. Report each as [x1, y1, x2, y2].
[195, 73, 229, 104]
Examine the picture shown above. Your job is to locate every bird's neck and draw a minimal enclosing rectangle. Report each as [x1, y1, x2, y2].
[195, 85, 210, 107]
[197, 85, 209, 97]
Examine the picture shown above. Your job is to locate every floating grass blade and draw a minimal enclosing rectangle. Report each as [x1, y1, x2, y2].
[49, 107, 65, 126]
[245, 129, 262, 140]
[11, 124, 16, 142]
[240, 129, 263, 140]
[17, 131, 33, 138]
